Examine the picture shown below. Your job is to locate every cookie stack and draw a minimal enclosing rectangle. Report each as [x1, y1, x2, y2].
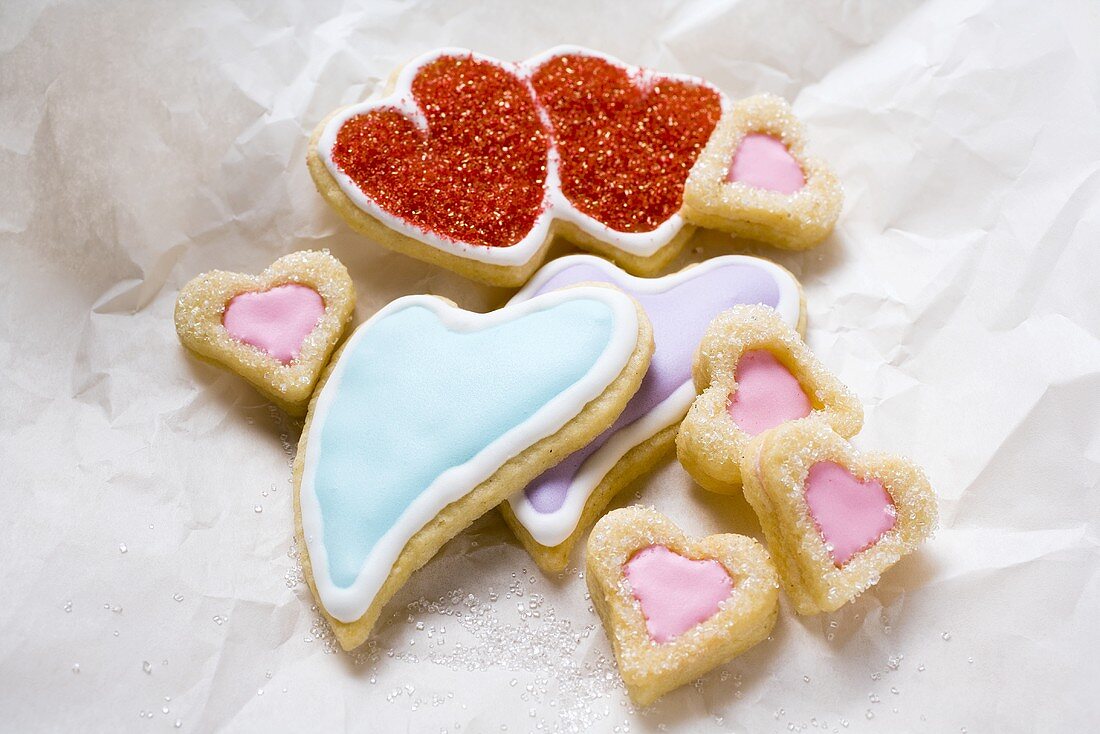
[173, 47, 936, 707]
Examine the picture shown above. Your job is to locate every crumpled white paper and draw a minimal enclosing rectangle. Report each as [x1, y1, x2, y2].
[3, 0, 1098, 730]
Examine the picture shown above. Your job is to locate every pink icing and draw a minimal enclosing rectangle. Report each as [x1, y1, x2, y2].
[804, 461, 896, 567]
[622, 545, 733, 643]
[222, 284, 325, 364]
[727, 133, 805, 194]
[728, 350, 811, 436]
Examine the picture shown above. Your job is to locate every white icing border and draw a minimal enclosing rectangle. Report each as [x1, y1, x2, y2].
[317, 46, 729, 266]
[503, 255, 801, 547]
[300, 287, 641, 623]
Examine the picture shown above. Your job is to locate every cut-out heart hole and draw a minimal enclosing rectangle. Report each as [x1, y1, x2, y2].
[728, 350, 812, 436]
[623, 545, 733, 643]
[223, 284, 325, 364]
[727, 133, 805, 194]
[804, 461, 896, 566]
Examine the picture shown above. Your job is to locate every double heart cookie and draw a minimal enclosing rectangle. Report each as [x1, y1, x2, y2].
[500, 255, 804, 573]
[740, 420, 937, 615]
[309, 47, 840, 286]
[684, 94, 843, 250]
[295, 285, 653, 651]
[174, 250, 355, 416]
[677, 304, 863, 493]
[586, 506, 779, 706]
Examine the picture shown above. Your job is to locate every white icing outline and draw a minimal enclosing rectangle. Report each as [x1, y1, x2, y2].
[503, 255, 801, 547]
[317, 46, 729, 266]
[300, 287, 641, 623]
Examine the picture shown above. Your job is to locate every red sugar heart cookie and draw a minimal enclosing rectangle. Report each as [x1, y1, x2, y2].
[329, 55, 549, 251]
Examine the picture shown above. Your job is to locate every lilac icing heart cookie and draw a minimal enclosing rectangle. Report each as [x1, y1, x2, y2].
[586, 506, 779, 706]
[174, 250, 355, 416]
[739, 420, 938, 614]
[500, 255, 804, 572]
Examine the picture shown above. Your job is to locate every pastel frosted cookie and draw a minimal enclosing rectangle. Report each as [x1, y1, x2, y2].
[174, 250, 355, 417]
[677, 304, 862, 493]
[739, 420, 937, 615]
[683, 94, 842, 249]
[500, 255, 804, 573]
[308, 46, 724, 286]
[586, 506, 779, 706]
[295, 285, 654, 650]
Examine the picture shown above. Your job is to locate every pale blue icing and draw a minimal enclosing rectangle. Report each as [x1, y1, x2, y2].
[312, 299, 617, 588]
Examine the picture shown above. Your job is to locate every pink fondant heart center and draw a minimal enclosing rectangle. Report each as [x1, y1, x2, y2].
[804, 461, 896, 566]
[727, 133, 805, 194]
[728, 350, 812, 436]
[623, 545, 733, 643]
[222, 284, 325, 364]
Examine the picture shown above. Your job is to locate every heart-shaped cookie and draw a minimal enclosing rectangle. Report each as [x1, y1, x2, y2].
[322, 53, 550, 251]
[739, 420, 937, 615]
[309, 50, 556, 287]
[684, 94, 842, 250]
[501, 255, 803, 573]
[296, 286, 653, 651]
[677, 304, 863, 493]
[586, 506, 779, 706]
[174, 250, 355, 417]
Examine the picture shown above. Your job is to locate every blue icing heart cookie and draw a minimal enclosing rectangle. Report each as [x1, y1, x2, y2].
[296, 287, 646, 642]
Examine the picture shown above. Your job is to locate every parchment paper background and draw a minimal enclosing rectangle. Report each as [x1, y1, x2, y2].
[2, 0, 1098, 731]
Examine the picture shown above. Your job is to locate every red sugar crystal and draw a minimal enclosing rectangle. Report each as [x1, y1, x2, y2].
[531, 54, 722, 234]
[331, 55, 549, 248]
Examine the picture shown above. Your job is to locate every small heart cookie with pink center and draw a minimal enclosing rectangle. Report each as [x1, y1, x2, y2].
[739, 420, 937, 615]
[174, 250, 355, 417]
[683, 94, 842, 250]
[586, 506, 779, 706]
[677, 304, 862, 493]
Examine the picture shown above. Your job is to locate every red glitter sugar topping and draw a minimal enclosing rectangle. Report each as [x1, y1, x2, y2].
[531, 54, 722, 234]
[331, 55, 550, 249]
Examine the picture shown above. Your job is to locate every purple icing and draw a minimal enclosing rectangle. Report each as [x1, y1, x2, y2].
[522, 262, 782, 513]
